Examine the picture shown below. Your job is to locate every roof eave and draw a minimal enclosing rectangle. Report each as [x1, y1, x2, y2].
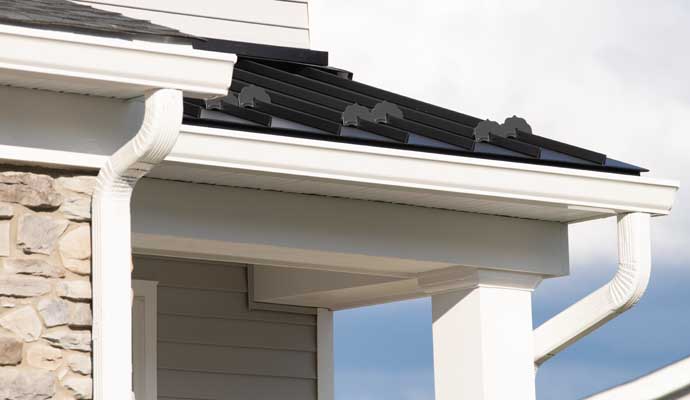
[0, 23, 236, 99]
[157, 124, 679, 223]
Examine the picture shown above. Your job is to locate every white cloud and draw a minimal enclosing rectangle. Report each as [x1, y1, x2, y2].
[311, 0, 690, 266]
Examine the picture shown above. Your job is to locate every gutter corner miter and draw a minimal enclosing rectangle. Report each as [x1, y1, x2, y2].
[92, 89, 183, 400]
[534, 212, 652, 366]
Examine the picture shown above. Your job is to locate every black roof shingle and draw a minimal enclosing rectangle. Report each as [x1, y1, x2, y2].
[0, 0, 194, 43]
[184, 57, 646, 175]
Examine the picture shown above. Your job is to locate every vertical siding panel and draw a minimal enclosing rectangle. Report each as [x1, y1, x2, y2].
[133, 256, 317, 400]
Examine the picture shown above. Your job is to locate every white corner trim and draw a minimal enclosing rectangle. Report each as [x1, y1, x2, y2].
[132, 280, 158, 400]
[170, 125, 679, 218]
[92, 89, 182, 400]
[0, 23, 236, 98]
[534, 212, 651, 365]
[584, 355, 690, 400]
[317, 308, 334, 400]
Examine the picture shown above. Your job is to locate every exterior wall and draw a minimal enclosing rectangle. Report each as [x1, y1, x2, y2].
[0, 169, 95, 399]
[78, 0, 311, 48]
[132, 256, 318, 400]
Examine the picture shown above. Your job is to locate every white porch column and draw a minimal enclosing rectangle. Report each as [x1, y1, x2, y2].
[423, 269, 541, 400]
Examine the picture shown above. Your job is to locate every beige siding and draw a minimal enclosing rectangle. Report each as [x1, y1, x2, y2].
[77, 0, 310, 48]
[133, 256, 317, 400]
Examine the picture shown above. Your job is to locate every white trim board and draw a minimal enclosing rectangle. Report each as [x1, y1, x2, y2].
[0, 24, 236, 98]
[317, 309, 334, 400]
[132, 280, 158, 400]
[0, 144, 107, 171]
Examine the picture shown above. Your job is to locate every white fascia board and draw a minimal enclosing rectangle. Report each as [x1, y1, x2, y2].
[0, 24, 236, 99]
[0, 144, 107, 170]
[169, 125, 679, 219]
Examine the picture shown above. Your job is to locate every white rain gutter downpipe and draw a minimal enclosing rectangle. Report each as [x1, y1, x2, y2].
[534, 212, 651, 366]
[92, 89, 182, 400]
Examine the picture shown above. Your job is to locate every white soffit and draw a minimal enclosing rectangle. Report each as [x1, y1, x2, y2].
[0, 24, 236, 99]
[151, 124, 679, 223]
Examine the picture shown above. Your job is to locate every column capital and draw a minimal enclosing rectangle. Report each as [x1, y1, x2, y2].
[418, 267, 542, 295]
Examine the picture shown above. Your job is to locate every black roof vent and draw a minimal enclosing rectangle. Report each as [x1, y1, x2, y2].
[239, 86, 271, 108]
[473, 120, 503, 143]
[372, 102, 404, 124]
[502, 115, 532, 137]
[342, 104, 372, 126]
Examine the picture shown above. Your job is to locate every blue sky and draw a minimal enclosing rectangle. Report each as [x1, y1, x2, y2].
[309, 1, 690, 398]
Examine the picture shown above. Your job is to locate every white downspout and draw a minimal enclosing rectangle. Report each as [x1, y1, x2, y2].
[92, 89, 182, 400]
[534, 212, 651, 366]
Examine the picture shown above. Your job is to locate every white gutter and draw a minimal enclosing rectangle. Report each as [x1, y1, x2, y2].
[0, 23, 236, 98]
[534, 212, 652, 365]
[92, 89, 182, 400]
[585, 355, 690, 400]
[165, 125, 679, 220]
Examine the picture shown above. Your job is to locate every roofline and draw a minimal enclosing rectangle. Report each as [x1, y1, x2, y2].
[193, 37, 328, 66]
[0, 23, 236, 99]
[167, 124, 678, 220]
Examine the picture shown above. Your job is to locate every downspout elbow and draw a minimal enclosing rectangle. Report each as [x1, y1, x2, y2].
[92, 88, 182, 400]
[534, 212, 652, 366]
[94, 89, 183, 198]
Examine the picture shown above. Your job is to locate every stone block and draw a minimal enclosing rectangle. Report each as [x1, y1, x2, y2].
[17, 214, 69, 255]
[56, 281, 91, 301]
[0, 203, 14, 219]
[38, 298, 70, 328]
[68, 303, 92, 328]
[62, 376, 92, 399]
[3, 258, 65, 278]
[0, 172, 62, 210]
[43, 329, 91, 352]
[58, 226, 91, 275]
[55, 176, 97, 196]
[60, 197, 91, 222]
[0, 335, 22, 365]
[0, 276, 52, 297]
[0, 367, 56, 400]
[27, 344, 63, 370]
[66, 353, 91, 375]
[0, 306, 43, 342]
[0, 220, 9, 257]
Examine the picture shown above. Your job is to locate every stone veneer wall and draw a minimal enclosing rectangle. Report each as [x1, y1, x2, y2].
[0, 170, 95, 400]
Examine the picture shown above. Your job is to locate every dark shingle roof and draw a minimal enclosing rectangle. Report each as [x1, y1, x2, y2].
[183, 58, 646, 175]
[0, 0, 194, 43]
